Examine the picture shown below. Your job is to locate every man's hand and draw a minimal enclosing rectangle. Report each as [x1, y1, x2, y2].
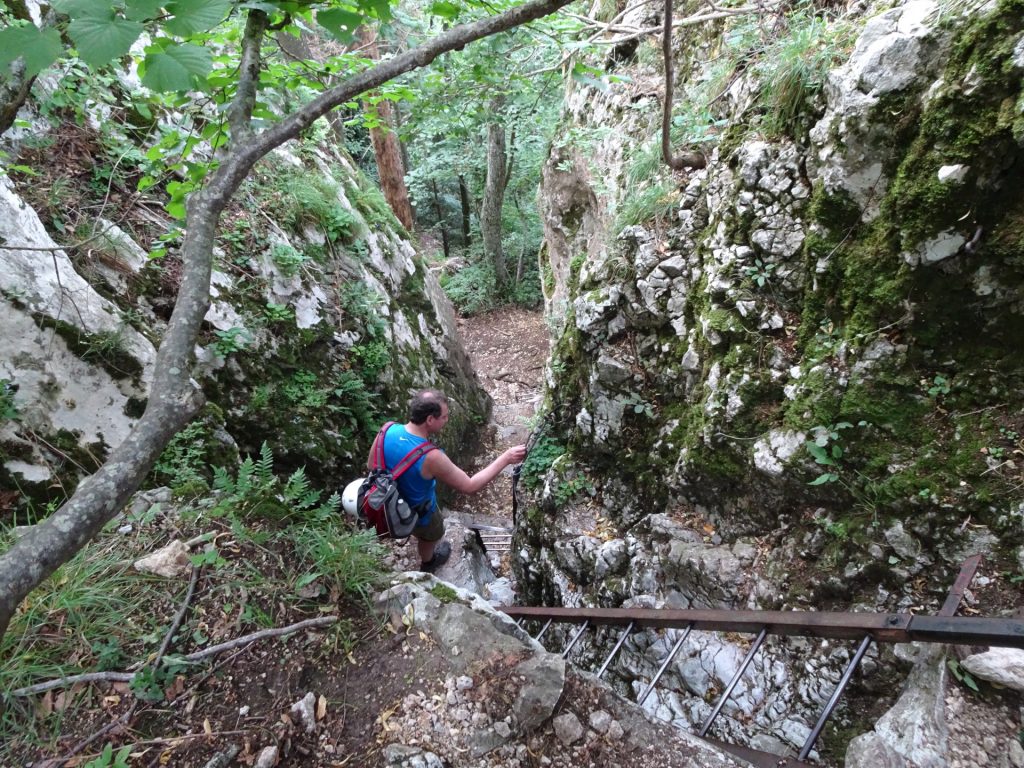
[503, 445, 527, 465]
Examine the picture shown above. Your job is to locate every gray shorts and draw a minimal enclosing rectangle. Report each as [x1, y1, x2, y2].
[413, 507, 444, 542]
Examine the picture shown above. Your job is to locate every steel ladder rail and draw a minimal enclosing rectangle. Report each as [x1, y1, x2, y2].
[506, 554, 1000, 767]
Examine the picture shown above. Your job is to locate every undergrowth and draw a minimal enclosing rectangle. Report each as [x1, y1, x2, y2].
[0, 444, 386, 760]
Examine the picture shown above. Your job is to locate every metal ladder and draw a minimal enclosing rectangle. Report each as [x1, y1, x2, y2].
[503, 555, 1018, 767]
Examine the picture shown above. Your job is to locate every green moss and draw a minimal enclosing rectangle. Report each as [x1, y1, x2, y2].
[429, 583, 459, 603]
[32, 315, 144, 383]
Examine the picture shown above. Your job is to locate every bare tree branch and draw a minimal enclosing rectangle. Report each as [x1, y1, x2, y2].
[227, 10, 269, 143]
[662, 0, 707, 170]
[11, 615, 338, 697]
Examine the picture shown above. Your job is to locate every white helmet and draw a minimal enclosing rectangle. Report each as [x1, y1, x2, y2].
[341, 478, 363, 517]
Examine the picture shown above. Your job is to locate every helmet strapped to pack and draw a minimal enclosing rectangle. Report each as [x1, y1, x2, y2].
[356, 421, 437, 539]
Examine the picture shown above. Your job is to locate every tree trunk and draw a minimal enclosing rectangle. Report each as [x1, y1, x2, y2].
[430, 180, 450, 260]
[0, 2, 45, 138]
[481, 122, 510, 291]
[458, 174, 472, 248]
[359, 26, 416, 231]
[0, 0, 577, 644]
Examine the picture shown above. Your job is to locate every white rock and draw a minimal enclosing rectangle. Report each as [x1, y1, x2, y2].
[553, 712, 584, 745]
[289, 692, 317, 733]
[937, 164, 969, 183]
[588, 710, 612, 733]
[255, 745, 279, 768]
[753, 430, 807, 476]
[961, 648, 1024, 692]
[133, 540, 191, 578]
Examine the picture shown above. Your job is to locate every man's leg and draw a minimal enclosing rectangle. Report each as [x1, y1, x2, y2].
[417, 538, 436, 562]
[412, 509, 449, 571]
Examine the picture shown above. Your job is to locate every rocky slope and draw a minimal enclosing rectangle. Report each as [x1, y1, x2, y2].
[518, 0, 1024, 762]
[0, 108, 489, 517]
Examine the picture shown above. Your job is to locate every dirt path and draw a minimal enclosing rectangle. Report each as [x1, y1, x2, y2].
[448, 306, 550, 521]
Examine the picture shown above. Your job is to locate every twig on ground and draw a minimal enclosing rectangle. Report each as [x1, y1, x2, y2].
[181, 616, 338, 662]
[12, 616, 337, 697]
[153, 565, 202, 668]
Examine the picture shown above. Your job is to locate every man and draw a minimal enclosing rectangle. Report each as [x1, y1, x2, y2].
[369, 389, 526, 572]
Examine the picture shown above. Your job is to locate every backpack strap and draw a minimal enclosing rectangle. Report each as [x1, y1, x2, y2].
[370, 421, 437, 476]
[369, 421, 396, 471]
[391, 440, 437, 479]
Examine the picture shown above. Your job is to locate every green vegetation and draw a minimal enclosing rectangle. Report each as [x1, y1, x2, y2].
[1, 379, 18, 423]
[521, 436, 567, 489]
[1, 443, 386, 754]
[429, 583, 459, 603]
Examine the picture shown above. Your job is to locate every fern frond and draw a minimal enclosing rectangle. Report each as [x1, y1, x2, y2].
[257, 442, 275, 482]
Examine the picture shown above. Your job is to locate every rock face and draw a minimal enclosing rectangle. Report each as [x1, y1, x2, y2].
[374, 575, 747, 767]
[0, 124, 489, 512]
[521, 0, 1024, 759]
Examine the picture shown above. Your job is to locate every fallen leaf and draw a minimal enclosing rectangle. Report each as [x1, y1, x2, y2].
[203, 718, 213, 736]
[317, 694, 327, 721]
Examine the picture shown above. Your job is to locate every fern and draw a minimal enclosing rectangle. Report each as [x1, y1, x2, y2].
[256, 442, 275, 483]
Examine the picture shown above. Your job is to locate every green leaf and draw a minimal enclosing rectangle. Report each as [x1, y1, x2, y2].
[831, 444, 842, 459]
[142, 43, 211, 92]
[963, 674, 979, 692]
[364, 0, 392, 22]
[126, 0, 168, 21]
[317, 8, 365, 43]
[429, 1, 462, 19]
[238, 2, 281, 11]
[51, 0, 112, 15]
[163, 0, 231, 36]
[0, 25, 63, 77]
[806, 442, 834, 466]
[68, 13, 144, 67]
[808, 473, 834, 486]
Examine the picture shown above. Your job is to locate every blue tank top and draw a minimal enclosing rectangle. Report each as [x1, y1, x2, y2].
[382, 424, 438, 523]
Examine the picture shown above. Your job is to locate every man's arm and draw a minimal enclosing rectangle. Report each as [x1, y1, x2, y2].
[424, 445, 526, 495]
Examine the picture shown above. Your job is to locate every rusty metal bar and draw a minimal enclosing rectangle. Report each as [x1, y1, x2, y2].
[562, 620, 590, 658]
[500, 606, 1024, 648]
[907, 615, 1024, 647]
[699, 627, 767, 736]
[799, 633, 873, 760]
[701, 736, 817, 768]
[638, 624, 692, 706]
[939, 553, 982, 617]
[596, 621, 635, 679]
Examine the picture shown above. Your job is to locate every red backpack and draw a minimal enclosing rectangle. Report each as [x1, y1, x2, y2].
[358, 422, 437, 538]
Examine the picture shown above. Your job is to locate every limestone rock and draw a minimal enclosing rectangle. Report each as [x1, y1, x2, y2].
[961, 648, 1024, 692]
[133, 540, 191, 578]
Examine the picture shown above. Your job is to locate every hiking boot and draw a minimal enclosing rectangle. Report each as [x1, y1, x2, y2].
[420, 541, 451, 573]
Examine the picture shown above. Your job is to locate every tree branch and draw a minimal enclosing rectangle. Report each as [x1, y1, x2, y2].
[662, 0, 707, 170]
[227, 10, 269, 144]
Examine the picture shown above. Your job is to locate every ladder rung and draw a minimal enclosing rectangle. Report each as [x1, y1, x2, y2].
[699, 627, 767, 736]
[562, 620, 590, 658]
[597, 621, 635, 679]
[638, 624, 692, 705]
[799, 634, 873, 760]
[534, 618, 553, 641]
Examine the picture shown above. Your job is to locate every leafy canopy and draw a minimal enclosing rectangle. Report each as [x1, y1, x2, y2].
[0, 0, 396, 91]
